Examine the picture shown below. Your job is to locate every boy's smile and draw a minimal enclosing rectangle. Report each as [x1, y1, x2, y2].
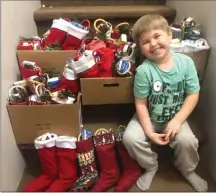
[139, 29, 172, 64]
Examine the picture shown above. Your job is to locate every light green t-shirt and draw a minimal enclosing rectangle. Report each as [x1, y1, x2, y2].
[134, 52, 200, 124]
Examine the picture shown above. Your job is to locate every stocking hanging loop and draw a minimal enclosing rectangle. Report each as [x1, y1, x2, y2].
[94, 128, 108, 135]
[81, 19, 91, 30]
[115, 22, 130, 30]
[94, 18, 109, 33]
[117, 125, 126, 133]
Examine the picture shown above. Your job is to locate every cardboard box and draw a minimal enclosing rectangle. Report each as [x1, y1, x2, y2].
[17, 50, 77, 76]
[82, 103, 135, 133]
[80, 77, 134, 105]
[180, 50, 209, 81]
[13, 50, 82, 144]
[7, 94, 82, 144]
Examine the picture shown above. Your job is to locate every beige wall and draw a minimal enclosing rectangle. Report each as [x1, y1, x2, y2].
[166, 0, 216, 182]
[1, 1, 41, 191]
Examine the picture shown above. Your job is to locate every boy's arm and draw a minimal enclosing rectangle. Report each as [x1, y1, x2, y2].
[134, 65, 154, 137]
[165, 56, 200, 139]
[135, 97, 154, 137]
[173, 92, 199, 124]
[135, 97, 169, 145]
[134, 65, 170, 145]
[165, 92, 199, 140]
[175, 56, 200, 124]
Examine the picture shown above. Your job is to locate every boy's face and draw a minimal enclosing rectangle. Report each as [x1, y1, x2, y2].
[139, 29, 172, 63]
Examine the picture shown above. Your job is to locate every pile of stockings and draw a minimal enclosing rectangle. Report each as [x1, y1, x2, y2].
[24, 128, 142, 192]
[8, 68, 78, 106]
[18, 18, 90, 51]
[10, 40, 136, 106]
[17, 18, 133, 52]
[17, 18, 137, 79]
[11, 18, 138, 105]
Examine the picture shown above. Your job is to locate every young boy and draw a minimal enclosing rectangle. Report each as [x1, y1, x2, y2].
[122, 14, 208, 192]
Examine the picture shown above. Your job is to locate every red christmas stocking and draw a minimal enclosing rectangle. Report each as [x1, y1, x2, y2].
[17, 40, 43, 50]
[68, 50, 100, 78]
[79, 64, 99, 78]
[19, 61, 42, 80]
[92, 129, 120, 192]
[24, 133, 58, 192]
[86, 39, 106, 51]
[44, 18, 69, 48]
[62, 20, 89, 50]
[8, 85, 29, 105]
[96, 47, 114, 77]
[69, 136, 99, 192]
[52, 64, 79, 93]
[46, 136, 78, 192]
[114, 134, 142, 192]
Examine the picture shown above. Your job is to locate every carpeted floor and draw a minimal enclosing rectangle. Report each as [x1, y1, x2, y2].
[18, 146, 216, 192]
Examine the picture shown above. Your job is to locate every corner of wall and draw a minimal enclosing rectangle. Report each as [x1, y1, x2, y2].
[1, 1, 41, 191]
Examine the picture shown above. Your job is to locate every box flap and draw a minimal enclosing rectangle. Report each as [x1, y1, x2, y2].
[17, 50, 77, 76]
[7, 100, 81, 144]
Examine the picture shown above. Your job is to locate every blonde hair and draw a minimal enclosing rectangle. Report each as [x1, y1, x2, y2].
[132, 14, 170, 45]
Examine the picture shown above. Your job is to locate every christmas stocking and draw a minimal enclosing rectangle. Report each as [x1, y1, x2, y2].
[46, 136, 78, 192]
[19, 61, 42, 80]
[111, 22, 130, 40]
[114, 130, 142, 192]
[92, 129, 120, 192]
[8, 85, 29, 105]
[84, 38, 107, 51]
[69, 136, 99, 192]
[68, 50, 100, 78]
[44, 18, 70, 48]
[52, 64, 79, 93]
[96, 47, 114, 77]
[94, 18, 112, 39]
[105, 38, 125, 53]
[24, 133, 58, 192]
[26, 74, 48, 95]
[17, 40, 43, 50]
[62, 19, 90, 50]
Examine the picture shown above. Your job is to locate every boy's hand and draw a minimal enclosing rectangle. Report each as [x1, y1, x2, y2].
[164, 118, 181, 140]
[148, 132, 170, 145]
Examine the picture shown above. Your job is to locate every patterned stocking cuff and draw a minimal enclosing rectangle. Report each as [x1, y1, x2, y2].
[93, 132, 115, 146]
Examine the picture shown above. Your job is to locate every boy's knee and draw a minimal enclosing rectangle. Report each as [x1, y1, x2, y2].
[122, 131, 140, 148]
[175, 134, 199, 149]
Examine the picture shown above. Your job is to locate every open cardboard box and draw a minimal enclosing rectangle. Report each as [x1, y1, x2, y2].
[179, 50, 209, 82]
[17, 50, 135, 105]
[16, 50, 77, 77]
[13, 50, 82, 144]
[7, 93, 82, 144]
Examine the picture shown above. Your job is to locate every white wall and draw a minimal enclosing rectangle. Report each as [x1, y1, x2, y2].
[166, 0, 216, 182]
[1, 1, 41, 191]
